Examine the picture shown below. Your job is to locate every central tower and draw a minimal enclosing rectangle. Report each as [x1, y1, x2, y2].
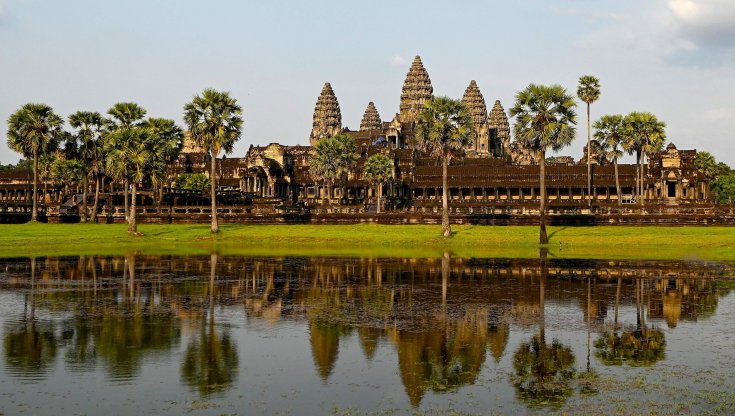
[399, 56, 433, 124]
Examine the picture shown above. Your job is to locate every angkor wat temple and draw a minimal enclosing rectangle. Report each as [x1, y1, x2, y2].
[1, 56, 730, 224]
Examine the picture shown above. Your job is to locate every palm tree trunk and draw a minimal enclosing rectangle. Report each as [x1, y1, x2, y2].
[91, 176, 100, 222]
[128, 182, 137, 233]
[441, 150, 451, 237]
[539, 150, 548, 244]
[640, 148, 646, 206]
[586, 103, 591, 203]
[376, 182, 382, 214]
[81, 175, 89, 223]
[210, 151, 219, 233]
[124, 178, 130, 223]
[635, 150, 640, 201]
[31, 148, 39, 222]
[614, 158, 621, 206]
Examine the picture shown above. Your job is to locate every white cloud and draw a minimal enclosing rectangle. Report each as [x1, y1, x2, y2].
[668, 0, 735, 48]
[390, 55, 407, 66]
[703, 107, 733, 122]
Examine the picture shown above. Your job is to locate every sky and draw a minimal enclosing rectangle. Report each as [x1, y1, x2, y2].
[0, 0, 734, 165]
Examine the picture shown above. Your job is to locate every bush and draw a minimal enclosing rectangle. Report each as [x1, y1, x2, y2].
[174, 173, 210, 192]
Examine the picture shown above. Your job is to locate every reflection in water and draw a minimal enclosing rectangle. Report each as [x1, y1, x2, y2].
[511, 249, 576, 408]
[181, 253, 239, 395]
[0, 254, 732, 411]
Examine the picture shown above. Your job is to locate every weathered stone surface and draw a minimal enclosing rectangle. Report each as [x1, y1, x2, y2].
[488, 100, 512, 159]
[399, 56, 433, 123]
[360, 102, 382, 131]
[310, 82, 342, 145]
[461, 80, 489, 154]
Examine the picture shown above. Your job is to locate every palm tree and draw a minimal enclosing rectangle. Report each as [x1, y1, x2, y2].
[105, 127, 151, 234]
[363, 153, 393, 213]
[694, 151, 718, 181]
[623, 112, 666, 205]
[415, 97, 473, 237]
[105, 103, 147, 222]
[593, 114, 626, 205]
[68, 111, 104, 222]
[310, 133, 358, 207]
[577, 76, 601, 203]
[183, 89, 243, 234]
[510, 84, 577, 244]
[143, 118, 184, 205]
[6, 104, 64, 221]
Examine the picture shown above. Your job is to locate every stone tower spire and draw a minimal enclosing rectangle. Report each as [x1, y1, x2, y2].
[310, 82, 342, 146]
[399, 56, 433, 123]
[488, 100, 511, 157]
[461, 80, 489, 154]
[360, 102, 382, 131]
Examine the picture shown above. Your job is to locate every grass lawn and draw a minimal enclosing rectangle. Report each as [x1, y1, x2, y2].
[0, 222, 733, 260]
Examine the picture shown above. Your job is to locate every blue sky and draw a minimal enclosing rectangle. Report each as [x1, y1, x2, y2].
[1, 0, 734, 165]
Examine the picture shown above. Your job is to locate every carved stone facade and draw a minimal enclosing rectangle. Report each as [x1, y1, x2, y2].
[359, 102, 382, 131]
[309, 82, 342, 145]
[461, 80, 490, 155]
[488, 100, 511, 158]
[398, 56, 433, 124]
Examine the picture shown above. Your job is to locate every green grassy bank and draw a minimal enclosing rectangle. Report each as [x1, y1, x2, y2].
[0, 223, 733, 260]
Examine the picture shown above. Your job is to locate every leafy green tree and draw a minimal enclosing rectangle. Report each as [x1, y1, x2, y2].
[416, 97, 474, 237]
[694, 151, 718, 181]
[68, 111, 104, 222]
[105, 127, 151, 234]
[593, 114, 626, 205]
[712, 172, 735, 204]
[50, 158, 85, 202]
[310, 133, 358, 206]
[183, 89, 243, 233]
[623, 112, 666, 204]
[577, 75, 601, 201]
[105, 103, 147, 222]
[6, 103, 64, 221]
[144, 118, 184, 204]
[510, 84, 577, 244]
[363, 154, 393, 213]
[174, 173, 211, 193]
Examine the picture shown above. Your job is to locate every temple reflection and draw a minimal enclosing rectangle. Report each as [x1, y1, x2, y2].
[0, 254, 732, 407]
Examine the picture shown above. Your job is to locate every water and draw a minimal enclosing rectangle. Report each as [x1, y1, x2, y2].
[0, 254, 734, 415]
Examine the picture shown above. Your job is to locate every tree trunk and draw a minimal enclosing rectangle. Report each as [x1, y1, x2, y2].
[128, 182, 137, 233]
[614, 158, 622, 206]
[376, 182, 382, 214]
[640, 148, 646, 206]
[441, 150, 451, 237]
[586, 103, 591, 204]
[91, 176, 100, 222]
[635, 150, 640, 201]
[81, 175, 89, 223]
[539, 149, 548, 244]
[210, 151, 219, 233]
[124, 178, 130, 223]
[31, 148, 39, 222]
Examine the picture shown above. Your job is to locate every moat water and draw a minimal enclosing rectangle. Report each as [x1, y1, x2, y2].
[1, 254, 734, 415]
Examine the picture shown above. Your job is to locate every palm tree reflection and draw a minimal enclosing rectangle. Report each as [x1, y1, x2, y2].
[181, 252, 239, 396]
[511, 248, 576, 408]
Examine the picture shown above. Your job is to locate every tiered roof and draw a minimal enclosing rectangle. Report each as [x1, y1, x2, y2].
[359, 102, 382, 131]
[399, 56, 433, 122]
[309, 82, 342, 145]
[461, 80, 488, 129]
[488, 100, 511, 154]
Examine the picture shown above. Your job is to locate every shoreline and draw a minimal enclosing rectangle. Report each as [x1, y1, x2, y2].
[0, 223, 733, 261]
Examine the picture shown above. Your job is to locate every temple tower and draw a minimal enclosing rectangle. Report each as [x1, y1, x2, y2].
[310, 82, 342, 145]
[461, 80, 490, 154]
[488, 100, 511, 157]
[360, 102, 382, 131]
[399, 56, 433, 123]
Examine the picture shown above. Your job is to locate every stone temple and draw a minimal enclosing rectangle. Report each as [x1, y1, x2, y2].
[0, 55, 721, 224]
